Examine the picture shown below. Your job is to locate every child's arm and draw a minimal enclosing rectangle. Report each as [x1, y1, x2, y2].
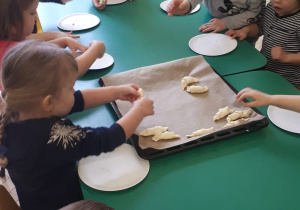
[237, 88, 300, 113]
[225, 23, 260, 40]
[81, 84, 140, 110]
[117, 97, 154, 139]
[48, 37, 88, 57]
[271, 47, 300, 66]
[26, 31, 80, 41]
[199, 18, 227, 33]
[75, 40, 105, 78]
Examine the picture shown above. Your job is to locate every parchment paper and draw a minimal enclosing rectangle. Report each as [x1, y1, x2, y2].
[101, 55, 265, 150]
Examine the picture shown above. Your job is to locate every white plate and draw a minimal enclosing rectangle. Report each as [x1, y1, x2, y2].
[57, 13, 100, 31]
[78, 144, 150, 191]
[107, 0, 127, 5]
[89, 53, 114, 70]
[160, 1, 200, 14]
[189, 33, 237, 56]
[267, 105, 300, 134]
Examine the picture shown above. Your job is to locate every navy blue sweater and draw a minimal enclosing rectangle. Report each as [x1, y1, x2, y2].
[3, 91, 126, 210]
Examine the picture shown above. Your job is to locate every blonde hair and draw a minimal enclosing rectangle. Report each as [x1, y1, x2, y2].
[0, 40, 78, 141]
[0, 0, 36, 42]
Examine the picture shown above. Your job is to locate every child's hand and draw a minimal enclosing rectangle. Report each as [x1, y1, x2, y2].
[236, 88, 271, 107]
[199, 18, 227, 33]
[133, 97, 155, 117]
[225, 29, 247, 40]
[167, 0, 191, 17]
[53, 31, 80, 39]
[64, 37, 88, 57]
[92, 0, 106, 10]
[271, 46, 287, 63]
[116, 84, 140, 102]
[89, 40, 106, 58]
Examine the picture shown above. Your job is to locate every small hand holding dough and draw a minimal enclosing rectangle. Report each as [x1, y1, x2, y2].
[139, 126, 168, 136]
[137, 88, 144, 99]
[186, 85, 208, 93]
[213, 106, 234, 121]
[152, 131, 180, 142]
[227, 109, 251, 122]
[186, 127, 215, 138]
[223, 118, 250, 128]
[181, 76, 199, 90]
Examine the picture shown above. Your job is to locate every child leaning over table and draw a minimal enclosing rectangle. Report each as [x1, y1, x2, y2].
[226, 0, 300, 89]
[237, 88, 300, 113]
[0, 40, 154, 210]
[167, 0, 266, 34]
[0, 0, 104, 80]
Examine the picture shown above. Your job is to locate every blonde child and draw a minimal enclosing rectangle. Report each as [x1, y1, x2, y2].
[0, 0, 104, 80]
[237, 88, 300, 113]
[167, 0, 265, 33]
[226, 0, 300, 88]
[0, 40, 154, 210]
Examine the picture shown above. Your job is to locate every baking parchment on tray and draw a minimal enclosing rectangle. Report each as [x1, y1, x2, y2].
[99, 55, 269, 159]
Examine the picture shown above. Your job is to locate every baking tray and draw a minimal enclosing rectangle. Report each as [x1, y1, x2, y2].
[99, 56, 269, 159]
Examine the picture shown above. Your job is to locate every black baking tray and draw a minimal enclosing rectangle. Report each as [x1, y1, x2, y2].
[98, 77, 269, 160]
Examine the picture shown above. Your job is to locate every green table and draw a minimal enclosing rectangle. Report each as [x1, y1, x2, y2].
[77, 71, 300, 210]
[37, 0, 266, 77]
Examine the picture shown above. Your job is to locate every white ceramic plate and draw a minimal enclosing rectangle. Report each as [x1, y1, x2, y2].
[78, 144, 150, 191]
[107, 0, 127, 5]
[160, 1, 200, 14]
[267, 105, 300, 133]
[89, 53, 114, 70]
[57, 13, 100, 31]
[189, 33, 237, 56]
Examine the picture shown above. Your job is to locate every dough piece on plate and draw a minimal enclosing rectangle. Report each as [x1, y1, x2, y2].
[137, 88, 144, 99]
[186, 85, 208, 93]
[186, 127, 215, 138]
[223, 118, 250, 128]
[213, 106, 234, 121]
[139, 126, 168, 136]
[152, 131, 180, 142]
[227, 109, 251, 122]
[181, 76, 199, 90]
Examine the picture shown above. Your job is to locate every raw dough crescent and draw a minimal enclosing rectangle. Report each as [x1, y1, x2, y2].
[223, 118, 250, 128]
[181, 76, 199, 90]
[137, 88, 144, 99]
[186, 85, 208, 93]
[186, 127, 215, 138]
[213, 106, 234, 121]
[152, 131, 180, 142]
[139, 126, 168, 136]
[227, 109, 251, 122]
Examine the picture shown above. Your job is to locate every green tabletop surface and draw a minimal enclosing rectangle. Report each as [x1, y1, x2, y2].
[75, 70, 300, 210]
[37, 0, 266, 77]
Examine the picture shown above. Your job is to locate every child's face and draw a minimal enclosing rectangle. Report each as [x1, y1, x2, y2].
[271, 0, 300, 16]
[22, 0, 39, 38]
[52, 76, 76, 117]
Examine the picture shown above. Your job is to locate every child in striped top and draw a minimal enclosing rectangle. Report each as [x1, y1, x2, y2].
[226, 0, 300, 89]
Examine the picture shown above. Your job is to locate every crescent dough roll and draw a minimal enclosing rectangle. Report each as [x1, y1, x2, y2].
[137, 88, 144, 99]
[181, 76, 199, 90]
[227, 109, 252, 122]
[223, 118, 250, 128]
[139, 126, 168, 136]
[186, 127, 215, 138]
[213, 106, 234, 121]
[186, 85, 208, 93]
[152, 131, 180, 142]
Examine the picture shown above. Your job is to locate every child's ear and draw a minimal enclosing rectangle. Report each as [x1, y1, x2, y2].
[42, 95, 54, 112]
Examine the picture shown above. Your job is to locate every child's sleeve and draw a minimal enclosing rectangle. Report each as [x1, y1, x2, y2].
[68, 91, 85, 115]
[222, 0, 265, 30]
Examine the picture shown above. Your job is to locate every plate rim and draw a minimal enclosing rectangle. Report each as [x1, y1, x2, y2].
[267, 105, 300, 134]
[57, 13, 100, 31]
[106, 0, 127, 5]
[188, 33, 237, 56]
[78, 144, 150, 191]
[89, 53, 115, 70]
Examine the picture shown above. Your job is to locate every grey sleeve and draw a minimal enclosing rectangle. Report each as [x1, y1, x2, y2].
[222, 0, 265, 29]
